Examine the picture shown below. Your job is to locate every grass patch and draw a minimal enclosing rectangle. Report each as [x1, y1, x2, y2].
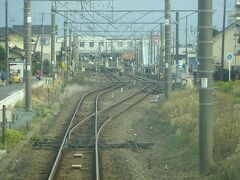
[74, 71, 92, 85]
[152, 81, 240, 178]
[215, 80, 240, 96]
[15, 100, 24, 108]
[0, 79, 63, 150]
[0, 128, 24, 149]
[215, 81, 235, 93]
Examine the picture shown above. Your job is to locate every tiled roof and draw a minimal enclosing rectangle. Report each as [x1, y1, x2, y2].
[0, 25, 58, 36]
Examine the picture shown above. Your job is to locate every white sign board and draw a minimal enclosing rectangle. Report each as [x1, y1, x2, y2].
[27, 17, 32, 23]
[201, 78, 208, 88]
[165, 19, 170, 25]
[43, 77, 52, 87]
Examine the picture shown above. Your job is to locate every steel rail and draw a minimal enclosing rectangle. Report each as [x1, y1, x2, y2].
[48, 85, 117, 180]
[97, 83, 158, 135]
[68, 85, 122, 143]
[95, 82, 159, 180]
[48, 72, 152, 180]
[68, 80, 147, 142]
[48, 71, 124, 179]
[94, 75, 153, 180]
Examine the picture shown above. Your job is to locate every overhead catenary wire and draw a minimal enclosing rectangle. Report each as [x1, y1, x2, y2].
[57, 1, 114, 37]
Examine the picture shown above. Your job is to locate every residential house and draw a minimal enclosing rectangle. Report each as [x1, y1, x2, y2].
[0, 28, 25, 61]
[77, 35, 138, 55]
[12, 25, 59, 62]
[0, 25, 59, 62]
[213, 23, 240, 68]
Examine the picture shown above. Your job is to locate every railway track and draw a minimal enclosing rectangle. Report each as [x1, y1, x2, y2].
[48, 71, 158, 180]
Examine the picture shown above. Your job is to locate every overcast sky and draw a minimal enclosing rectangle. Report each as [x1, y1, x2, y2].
[0, 0, 236, 43]
[0, 0, 235, 26]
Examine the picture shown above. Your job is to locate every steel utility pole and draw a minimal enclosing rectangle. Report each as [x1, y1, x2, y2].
[63, 17, 68, 86]
[134, 39, 137, 73]
[5, 0, 9, 86]
[185, 16, 189, 75]
[2, 105, 6, 148]
[154, 36, 156, 75]
[69, 28, 73, 77]
[137, 42, 140, 72]
[176, 12, 179, 67]
[73, 35, 78, 73]
[160, 23, 164, 78]
[68, 27, 72, 80]
[172, 31, 175, 63]
[150, 31, 153, 73]
[51, 1, 56, 77]
[24, 0, 32, 111]
[164, 0, 172, 98]
[198, 0, 214, 174]
[41, 13, 45, 77]
[220, 0, 227, 81]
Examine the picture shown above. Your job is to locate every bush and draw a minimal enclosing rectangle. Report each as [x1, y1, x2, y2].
[215, 80, 240, 96]
[215, 81, 234, 93]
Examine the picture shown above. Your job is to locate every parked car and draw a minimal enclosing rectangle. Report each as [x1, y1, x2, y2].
[9, 73, 21, 83]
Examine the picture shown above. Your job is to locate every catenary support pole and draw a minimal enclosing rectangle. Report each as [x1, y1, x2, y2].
[198, 0, 214, 174]
[63, 17, 68, 85]
[220, 0, 226, 81]
[24, 0, 32, 111]
[185, 16, 189, 75]
[73, 35, 78, 73]
[134, 39, 137, 73]
[69, 28, 73, 77]
[2, 105, 6, 148]
[150, 31, 153, 73]
[176, 12, 179, 67]
[172, 31, 175, 65]
[160, 23, 164, 78]
[175, 12, 179, 84]
[51, 1, 56, 77]
[5, 0, 9, 86]
[164, 0, 172, 98]
[40, 13, 44, 77]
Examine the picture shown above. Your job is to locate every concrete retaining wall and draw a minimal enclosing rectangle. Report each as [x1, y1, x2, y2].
[0, 81, 43, 122]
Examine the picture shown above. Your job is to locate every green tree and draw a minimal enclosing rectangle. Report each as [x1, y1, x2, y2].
[32, 52, 41, 75]
[0, 46, 6, 71]
[43, 59, 51, 76]
[213, 27, 221, 37]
